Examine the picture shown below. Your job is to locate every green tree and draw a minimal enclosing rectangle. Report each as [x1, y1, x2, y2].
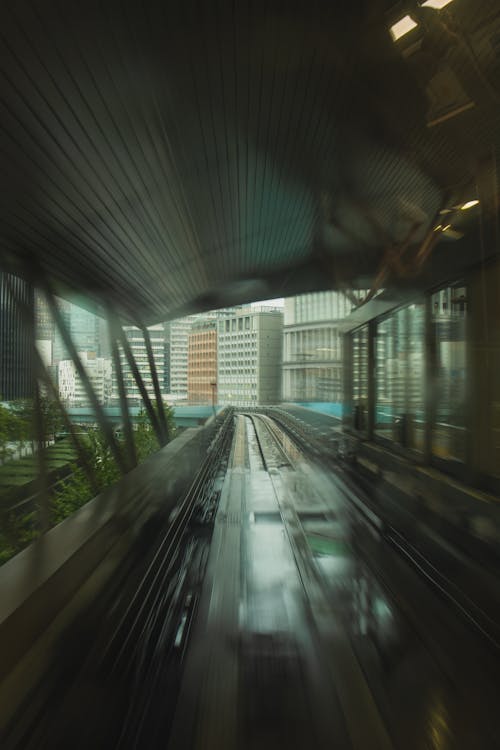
[9, 399, 34, 445]
[40, 397, 64, 444]
[51, 425, 122, 522]
[0, 404, 16, 463]
[10, 396, 64, 449]
[1, 402, 178, 564]
[52, 464, 94, 524]
[133, 401, 176, 461]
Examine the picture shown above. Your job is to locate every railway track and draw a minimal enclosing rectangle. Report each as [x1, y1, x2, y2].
[255, 408, 500, 656]
[6, 410, 500, 749]
[238, 413, 500, 747]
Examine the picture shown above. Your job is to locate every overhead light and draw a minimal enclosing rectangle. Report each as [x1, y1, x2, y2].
[433, 224, 442, 231]
[390, 15, 418, 41]
[421, 0, 454, 9]
[460, 199, 479, 210]
[442, 224, 451, 231]
[442, 226, 464, 239]
[439, 208, 453, 215]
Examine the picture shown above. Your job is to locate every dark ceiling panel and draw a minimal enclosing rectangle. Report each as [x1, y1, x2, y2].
[0, 0, 498, 322]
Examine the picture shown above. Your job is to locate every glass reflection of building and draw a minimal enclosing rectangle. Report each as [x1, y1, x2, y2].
[349, 282, 466, 462]
[431, 284, 467, 462]
[282, 292, 351, 403]
[374, 303, 425, 451]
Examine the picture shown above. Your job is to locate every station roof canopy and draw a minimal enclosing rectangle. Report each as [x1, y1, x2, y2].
[1, 0, 499, 323]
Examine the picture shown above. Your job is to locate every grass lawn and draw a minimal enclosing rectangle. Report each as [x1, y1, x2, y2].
[0, 439, 78, 489]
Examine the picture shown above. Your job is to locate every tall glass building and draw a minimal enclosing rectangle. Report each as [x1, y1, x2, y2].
[53, 301, 108, 364]
[0, 272, 34, 401]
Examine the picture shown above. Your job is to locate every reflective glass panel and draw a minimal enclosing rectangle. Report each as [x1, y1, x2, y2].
[375, 303, 425, 450]
[352, 325, 368, 431]
[431, 285, 467, 462]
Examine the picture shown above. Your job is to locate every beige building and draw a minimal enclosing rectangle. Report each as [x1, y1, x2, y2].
[217, 307, 283, 406]
[187, 321, 217, 404]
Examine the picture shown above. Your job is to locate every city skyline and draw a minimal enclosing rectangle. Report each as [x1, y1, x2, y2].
[26, 290, 353, 410]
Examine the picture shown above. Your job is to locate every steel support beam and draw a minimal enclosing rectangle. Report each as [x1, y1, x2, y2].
[40, 281, 128, 475]
[108, 312, 137, 470]
[36, 356, 101, 495]
[116, 326, 164, 445]
[141, 324, 169, 445]
[5, 274, 102, 495]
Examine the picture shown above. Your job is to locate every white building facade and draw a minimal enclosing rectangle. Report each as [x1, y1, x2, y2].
[169, 316, 198, 400]
[58, 352, 112, 406]
[217, 307, 283, 406]
[112, 324, 165, 406]
[282, 292, 351, 403]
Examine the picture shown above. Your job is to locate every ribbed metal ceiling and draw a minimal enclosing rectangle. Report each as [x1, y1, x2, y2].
[0, 0, 499, 323]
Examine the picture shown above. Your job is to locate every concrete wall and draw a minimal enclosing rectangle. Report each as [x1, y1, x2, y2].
[468, 258, 500, 482]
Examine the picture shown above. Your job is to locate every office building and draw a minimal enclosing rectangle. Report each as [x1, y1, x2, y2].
[34, 290, 55, 368]
[169, 315, 200, 400]
[58, 352, 113, 407]
[217, 307, 283, 406]
[163, 322, 171, 393]
[188, 321, 217, 404]
[0, 272, 34, 400]
[53, 301, 109, 365]
[52, 298, 72, 365]
[112, 324, 165, 406]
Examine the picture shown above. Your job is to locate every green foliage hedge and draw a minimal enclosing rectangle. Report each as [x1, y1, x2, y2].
[0, 403, 176, 565]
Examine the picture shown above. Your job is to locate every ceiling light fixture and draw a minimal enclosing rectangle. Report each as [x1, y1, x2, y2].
[460, 199, 479, 210]
[390, 15, 418, 41]
[421, 0, 454, 9]
[442, 224, 451, 231]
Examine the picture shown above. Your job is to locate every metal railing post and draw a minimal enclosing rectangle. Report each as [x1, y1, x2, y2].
[40, 280, 128, 474]
[108, 312, 138, 470]
[116, 326, 164, 444]
[4, 274, 101, 494]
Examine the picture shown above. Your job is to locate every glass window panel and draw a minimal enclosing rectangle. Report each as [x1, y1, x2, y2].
[375, 316, 394, 439]
[431, 284, 467, 462]
[375, 303, 425, 450]
[352, 325, 369, 431]
[406, 303, 425, 451]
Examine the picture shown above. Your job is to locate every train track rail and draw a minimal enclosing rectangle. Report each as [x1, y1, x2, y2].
[253, 408, 500, 657]
[3, 410, 235, 750]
